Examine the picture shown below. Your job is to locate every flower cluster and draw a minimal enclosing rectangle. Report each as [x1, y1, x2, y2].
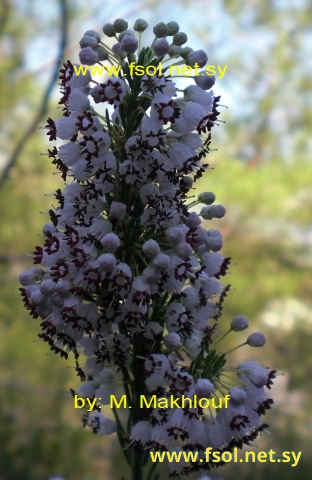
[20, 18, 275, 479]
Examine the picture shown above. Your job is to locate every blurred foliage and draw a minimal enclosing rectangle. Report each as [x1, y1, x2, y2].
[193, 0, 312, 163]
[0, 0, 311, 479]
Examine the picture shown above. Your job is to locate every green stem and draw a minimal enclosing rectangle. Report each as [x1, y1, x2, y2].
[146, 459, 157, 480]
[131, 447, 143, 480]
[211, 328, 231, 349]
[112, 406, 131, 465]
[224, 341, 247, 355]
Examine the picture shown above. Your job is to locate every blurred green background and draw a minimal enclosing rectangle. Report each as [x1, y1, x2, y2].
[0, 0, 311, 479]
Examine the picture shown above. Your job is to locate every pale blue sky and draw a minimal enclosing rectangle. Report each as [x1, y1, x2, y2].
[13, 0, 312, 161]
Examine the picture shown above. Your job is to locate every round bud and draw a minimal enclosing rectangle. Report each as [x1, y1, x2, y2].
[100, 232, 121, 251]
[180, 176, 193, 189]
[195, 73, 216, 90]
[198, 192, 216, 205]
[247, 332, 266, 347]
[95, 45, 109, 61]
[206, 235, 223, 252]
[30, 267, 45, 277]
[25, 284, 37, 296]
[169, 45, 182, 57]
[172, 32, 188, 46]
[84, 29, 101, 41]
[30, 290, 46, 307]
[195, 378, 214, 398]
[153, 22, 168, 37]
[164, 332, 181, 350]
[187, 49, 208, 68]
[120, 35, 138, 53]
[79, 47, 99, 65]
[79, 35, 98, 49]
[165, 226, 185, 245]
[139, 183, 159, 204]
[205, 229, 223, 252]
[152, 38, 170, 56]
[113, 18, 128, 33]
[133, 19, 148, 32]
[180, 47, 193, 59]
[54, 280, 71, 294]
[152, 253, 170, 270]
[109, 201, 127, 220]
[142, 239, 161, 258]
[174, 242, 192, 259]
[40, 279, 56, 296]
[102, 23, 116, 37]
[98, 253, 117, 271]
[231, 315, 249, 332]
[112, 43, 127, 59]
[19, 271, 35, 286]
[51, 293, 66, 308]
[167, 21, 179, 36]
[184, 211, 201, 228]
[142, 266, 160, 284]
[153, 22, 168, 38]
[209, 205, 226, 218]
[118, 29, 135, 41]
[200, 206, 213, 220]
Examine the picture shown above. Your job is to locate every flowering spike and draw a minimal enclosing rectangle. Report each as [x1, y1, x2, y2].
[20, 19, 275, 480]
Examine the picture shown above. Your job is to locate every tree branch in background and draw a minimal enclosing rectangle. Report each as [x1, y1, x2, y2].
[0, 0, 68, 189]
[0, 0, 10, 36]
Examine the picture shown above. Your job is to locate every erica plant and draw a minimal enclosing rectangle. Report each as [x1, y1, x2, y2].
[20, 18, 276, 480]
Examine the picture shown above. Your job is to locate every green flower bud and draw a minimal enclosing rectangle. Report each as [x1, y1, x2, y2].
[181, 176, 193, 189]
[112, 43, 127, 59]
[180, 47, 193, 59]
[200, 204, 226, 220]
[153, 22, 168, 38]
[95, 45, 109, 61]
[133, 18, 148, 32]
[102, 23, 116, 37]
[167, 21, 179, 35]
[113, 18, 128, 33]
[198, 192, 216, 205]
[172, 32, 188, 46]
[169, 45, 182, 57]
[195, 73, 216, 90]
